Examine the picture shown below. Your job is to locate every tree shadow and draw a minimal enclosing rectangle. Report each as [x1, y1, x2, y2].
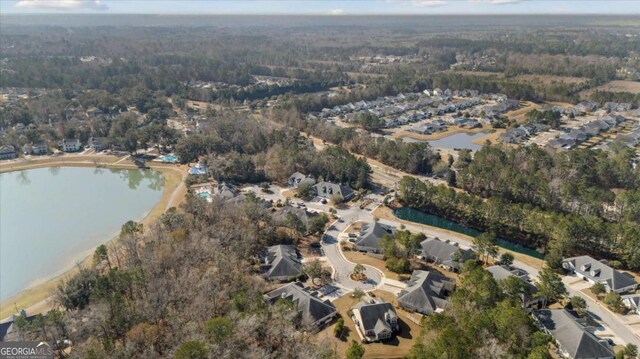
[396, 319, 414, 340]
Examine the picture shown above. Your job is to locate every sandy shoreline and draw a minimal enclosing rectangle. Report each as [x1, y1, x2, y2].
[0, 154, 188, 320]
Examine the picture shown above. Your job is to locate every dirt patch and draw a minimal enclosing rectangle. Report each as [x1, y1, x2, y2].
[504, 101, 541, 123]
[471, 129, 505, 146]
[313, 290, 420, 358]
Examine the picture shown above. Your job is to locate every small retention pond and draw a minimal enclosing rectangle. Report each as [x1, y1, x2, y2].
[401, 131, 486, 151]
[394, 207, 545, 259]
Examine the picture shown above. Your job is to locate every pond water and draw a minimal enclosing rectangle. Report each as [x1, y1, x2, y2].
[0, 167, 164, 301]
[401, 131, 487, 151]
[394, 207, 545, 259]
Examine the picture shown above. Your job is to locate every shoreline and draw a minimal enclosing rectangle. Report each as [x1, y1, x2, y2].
[0, 154, 188, 321]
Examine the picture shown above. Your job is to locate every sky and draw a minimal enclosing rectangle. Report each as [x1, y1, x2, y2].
[0, 0, 638, 15]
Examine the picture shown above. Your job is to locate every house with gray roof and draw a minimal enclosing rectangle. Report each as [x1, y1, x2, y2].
[419, 238, 475, 272]
[486, 265, 543, 309]
[533, 309, 614, 359]
[622, 294, 640, 315]
[264, 282, 337, 329]
[215, 182, 237, 200]
[397, 270, 454, 315]
[314, 181, 354, 201]
[0, 145, 17, 160]
[288, 172, 316, 188]
[351, 299, 399, 342]
[354, 222, 393, 253]
[274, 206, 312, 229]
[259, 245, 303, 282]
[562, 255, 637, 294]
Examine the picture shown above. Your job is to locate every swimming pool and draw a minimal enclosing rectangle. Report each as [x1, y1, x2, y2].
[160, 155, 178, 163]
[198, 192, 212, 200]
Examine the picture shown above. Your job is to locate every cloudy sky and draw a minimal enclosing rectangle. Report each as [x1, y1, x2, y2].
[1, 0, 638, 15]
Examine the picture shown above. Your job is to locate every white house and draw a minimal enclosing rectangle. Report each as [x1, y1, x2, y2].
[60, 138, 81, 152]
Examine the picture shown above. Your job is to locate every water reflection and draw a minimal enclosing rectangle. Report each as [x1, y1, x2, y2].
[111, 168, 164, 191]
[15, 170, 31, 185]
[0, 166, 164, 301]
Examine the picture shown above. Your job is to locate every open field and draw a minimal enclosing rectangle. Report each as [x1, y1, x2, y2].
[313, 289, 421, 359]
[580, 80, 640, 99]
[0, 155, 188, 320]
[504, 101, 541, 122]
[514, 74, 587, 85]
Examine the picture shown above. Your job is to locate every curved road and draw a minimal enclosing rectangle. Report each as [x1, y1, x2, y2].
[322, 210, 383, 292]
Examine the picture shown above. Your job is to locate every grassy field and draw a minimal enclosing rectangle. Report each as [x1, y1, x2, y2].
[313, 289, 422, 359]
[514, 74, 587, 85]
[504, 101, 541, 122]
[0, 155, 188, 320]
[580, 80, 640, 99]
[343, 251, 402, 281]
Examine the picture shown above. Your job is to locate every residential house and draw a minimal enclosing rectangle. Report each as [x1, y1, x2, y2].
[562, 255, 638, 293]
[574, 101, 598, 114]
[351, 299, 400, 342]
[264, 282, 337, 329]
[314, 181, 354, 201]
[23, 142, 48, 155]
[259, 245, 303, 282]
[419, 238, 475, 272]
[0, 311, 37, 341]
[547, 137, 577, 151]
[188, 162, 209, 175]
[397, 270, 455, 315]
[274, 206, 312, 229]
[288, 172, 316, 188]
[354, 222, 394, 253]
[486, 265, 543, 309]
[622, 294, 640, 315]
[60, 138, 81, 152]
[87, 137, 109, 151]
[533, 309, 614, 359]
[215, 182, 237, 200]
[0, 145, 17, 160]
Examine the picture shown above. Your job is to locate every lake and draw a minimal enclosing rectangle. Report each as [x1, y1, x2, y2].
[394, 207, 545, 259]
[401, 132, 486, 151]
[0, 167, 164, 301]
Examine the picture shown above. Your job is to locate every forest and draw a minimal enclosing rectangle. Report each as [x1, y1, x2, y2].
[11, 198, 338, 358]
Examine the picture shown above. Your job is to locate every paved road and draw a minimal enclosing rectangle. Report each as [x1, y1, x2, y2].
[384, 217, 640, 345]
[248, 184, 640, 345]
[563, 277, 640, 346]
[321, 205, 382, 291]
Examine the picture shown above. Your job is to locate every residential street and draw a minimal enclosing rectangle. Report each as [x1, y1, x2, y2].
[247, 184, 640, 346]
[563, 276, 640, 345]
